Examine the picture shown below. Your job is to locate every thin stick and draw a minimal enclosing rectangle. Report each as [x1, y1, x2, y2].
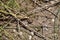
[32, 0, 60, 18]
[19, 20, 48, 40]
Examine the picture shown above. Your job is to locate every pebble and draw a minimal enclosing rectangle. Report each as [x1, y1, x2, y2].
[13, 29, 16, 32]
[31, 32, 34, 36]
[43, 28, 48, 31]
[50, 1, 55, 4]
[19, 32, 23, 35]
[29, 35, 32, 40]
[54, 33, 57, 36]
[45, 5, 48, 7]
[52, 19, 54, 22]
[14, 34, 17, 37]
[48, 7, 52, 10]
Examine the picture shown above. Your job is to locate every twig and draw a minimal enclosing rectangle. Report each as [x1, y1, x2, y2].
[19, 20, 48, 40]
[3, 18, 13, 28]
[31, 0, 60, 18]
[16, 19, 21, 32]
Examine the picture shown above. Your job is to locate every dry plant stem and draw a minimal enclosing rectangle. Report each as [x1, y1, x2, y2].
[0, 10, 17, 19]
[3, 30, 15, 40]
[0, 0, 20, 9]
[0, 5, 32, 38]
[54, 9, 60, 40]
[0, 1, 29, 19]
[14, 0, 20, 9]
[16, 19, 20, 32]
[32, 0, 60, 9]
[19, 20, 49, 40]
[1, 19, 15, 40]
[0, 1, 14, 11]
[21, 27, 32, 35]
[32, 0, 60, 18]
[0, 1, 31, 24]
[4, 27, 16, 29]
[54, 14, 57, 40]
[0, 7, 29, 20]
[3, 18, 13, 28]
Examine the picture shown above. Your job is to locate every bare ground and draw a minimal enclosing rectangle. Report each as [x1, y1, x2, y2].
[0, 0, 60, 40]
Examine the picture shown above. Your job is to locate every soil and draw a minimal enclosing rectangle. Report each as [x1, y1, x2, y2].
[0, 0, 60, 40]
